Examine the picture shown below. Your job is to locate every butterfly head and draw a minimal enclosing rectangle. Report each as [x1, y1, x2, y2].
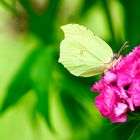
[105, 41, 129, 70]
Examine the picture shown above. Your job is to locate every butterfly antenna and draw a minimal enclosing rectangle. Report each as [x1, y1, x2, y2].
[118, 41, 129, 55]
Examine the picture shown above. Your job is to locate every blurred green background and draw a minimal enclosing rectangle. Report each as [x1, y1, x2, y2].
[0, 0, 140, 140]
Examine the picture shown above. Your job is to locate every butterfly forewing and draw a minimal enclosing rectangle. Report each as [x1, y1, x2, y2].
[59, 24, 113, 77]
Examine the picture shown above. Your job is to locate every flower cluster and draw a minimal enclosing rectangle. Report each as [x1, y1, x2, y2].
[91, 46, 140, 122]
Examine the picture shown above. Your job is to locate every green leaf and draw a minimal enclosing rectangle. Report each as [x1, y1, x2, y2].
[0, 35, 40, 112]
[81, 0, 98, 16]
[30, 47, 55, 130]
[127, 122, 140, 140]
[1, 47, 40, 112]
[0, 91, 56, 140]
[120, 0, 140, 47]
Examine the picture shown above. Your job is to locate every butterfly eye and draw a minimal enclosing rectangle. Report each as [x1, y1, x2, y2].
[112, 54, 120, 60]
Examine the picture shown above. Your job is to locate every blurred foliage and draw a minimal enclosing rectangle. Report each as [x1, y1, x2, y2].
[0, 0, 140, 140]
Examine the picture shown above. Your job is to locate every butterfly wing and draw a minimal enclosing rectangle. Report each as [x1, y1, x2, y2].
[59, 24, 113, 77]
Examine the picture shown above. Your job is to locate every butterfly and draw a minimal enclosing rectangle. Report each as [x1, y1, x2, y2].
[58, 24, 128, 77]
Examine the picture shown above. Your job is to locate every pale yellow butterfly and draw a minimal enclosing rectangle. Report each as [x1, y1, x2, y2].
[59, 24, 127, 77]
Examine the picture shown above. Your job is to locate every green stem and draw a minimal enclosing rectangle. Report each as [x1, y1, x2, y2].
[101, 0, 117, 48]
[120, 0, 132, 43]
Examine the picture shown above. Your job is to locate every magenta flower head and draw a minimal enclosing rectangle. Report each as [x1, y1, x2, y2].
[91, 46, 140, 123]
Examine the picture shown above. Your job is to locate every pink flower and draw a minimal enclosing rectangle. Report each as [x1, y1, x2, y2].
[91, 46, 140, 122]
[128, 79, 140, 107]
